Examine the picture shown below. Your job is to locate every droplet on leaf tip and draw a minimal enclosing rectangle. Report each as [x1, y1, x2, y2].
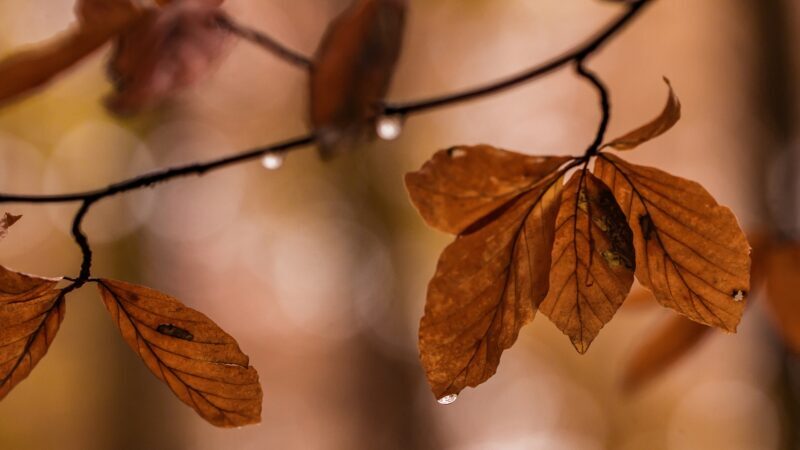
[437, 394, 458, 405]
[261, 153, 284, 170]
[376, 115, 403, 141]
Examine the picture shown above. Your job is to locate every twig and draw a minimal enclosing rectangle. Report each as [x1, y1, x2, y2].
[574, 60, 611, 159]
[382, 0, 650, 116]
[218, 15, 312, 69]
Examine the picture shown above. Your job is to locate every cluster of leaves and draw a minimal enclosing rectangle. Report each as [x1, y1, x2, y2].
[0, 0, 407, 427]
[405, 81, 752, 400]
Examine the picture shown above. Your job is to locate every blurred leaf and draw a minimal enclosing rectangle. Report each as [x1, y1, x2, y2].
[539, 171, 635, 353]
[766, 242, 800, 353]
[0, 213, 22, 241]
[105, 2, 231, 115]
[410, 146, 565, 399]
[405, 145, 570, 234]
[604, 78, 681, 150]
[0, 266, 64, 400]
[97, 279, 262, 427]
[622, 314, 711, 391]
[310, 0, 407, 158]
[594, 154, 750, 331]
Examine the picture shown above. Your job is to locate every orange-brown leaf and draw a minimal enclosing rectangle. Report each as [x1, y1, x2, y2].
[419, 170, 564, 399]
[539, 171, 635, 353]
[622, 314, 710, 391]
[405, 145, 571, 234]
[765, 243, 800, 353]
[604, 78, 681, 151]
[0, 266, 64, 400]
[594, 154, 750, 331]
[97, 279, 262, 427]
[310, 0, 407, 157]
[0, 213, 22, 241]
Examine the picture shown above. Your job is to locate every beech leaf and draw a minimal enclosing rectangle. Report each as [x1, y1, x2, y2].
[416, 165, 564, 399]
[0, 266, 64, 400]
[105, 1, 231, 115]
[594, 154, 750, 331]
[310, 0, 407, 157]
[604, 78, 681, 151]
[765, 243, 800, 353]
[539, 170, 635, 353]
[0, 213, 22, 240]
[622, 314, 710, 391]
[405, 145, 571, 234]
[97, 279, 262, 427]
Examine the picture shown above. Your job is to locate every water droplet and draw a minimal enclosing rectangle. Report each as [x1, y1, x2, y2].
[261, 153, 284, 170]
[437, 394, 458, 405]
[376, 115, 403, 141]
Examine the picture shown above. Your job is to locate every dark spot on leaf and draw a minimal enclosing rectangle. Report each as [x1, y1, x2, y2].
[639, 214, 654, 241]
[592, 188, 635, 270]
[157, 324, 194, 341]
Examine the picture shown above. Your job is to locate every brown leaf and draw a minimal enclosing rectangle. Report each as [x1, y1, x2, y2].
[0, 213, 22, 240]
[539, 170, 635, 353]
[97, 279, 262, 427]
[0, 266, 64, 400]
[765, 243, 800, 353]
[594, 154, 750, 331]
[604, 78, 681, 151]
[405, 145, 571, 234]
[105, 2, 231, 115]
[418, 169, 564, 399]
[622, 314, 710, 391]
[310, 0, 407, 157]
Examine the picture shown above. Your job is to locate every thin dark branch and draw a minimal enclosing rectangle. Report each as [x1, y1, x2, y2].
[0, 134, 316, 204]
[218, 15, 313, 69]
[68, 200, 94, 288]
[574, 60, 611, 159]
[382, 0, 650, 116]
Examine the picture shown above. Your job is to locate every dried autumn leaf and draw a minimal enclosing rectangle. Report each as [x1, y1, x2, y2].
[594, 154, 750, 331]
[0, 266, 64, 400]
[405, 145, 571, 234]
[765, 243, 800, 352]
[415, 160, 565, 399]
[105, 1, 231, 115]
[310, 0, 407, 157]
[604, 78, 681, 150]
[0, 213, 22, 240]
[539, 171, 635, 353]
[97, 279, 262, 427]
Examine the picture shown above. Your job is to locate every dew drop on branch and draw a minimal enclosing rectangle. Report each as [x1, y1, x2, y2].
[261, 153, 284, 170]
[437, 394, 458, 405]
[376, 115, 403, 141]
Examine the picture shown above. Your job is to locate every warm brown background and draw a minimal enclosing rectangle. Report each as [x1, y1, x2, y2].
[0, 0, 797, 449]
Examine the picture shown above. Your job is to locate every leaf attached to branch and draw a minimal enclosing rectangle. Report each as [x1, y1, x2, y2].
[0, 266, 64, 400]
[604, 78, 681, 150]
[539, 170, 635, 353]
[409, 146, 567, 399]
[97, 279, 262, 427]
[594, 154, 750, 331]
[310, 0, 407, 157]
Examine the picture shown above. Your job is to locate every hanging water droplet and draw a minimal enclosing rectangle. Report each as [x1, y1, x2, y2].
[437, 394, 458, 405]
[261, 153, 284, 170]
[376, 115, 403, 141]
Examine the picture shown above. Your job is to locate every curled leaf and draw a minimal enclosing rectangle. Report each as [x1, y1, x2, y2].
[0, 266, 64, 400]
[97, 279, 262, 427]
[594, 154, 750, 331]
[0, 213, 22, 241]
[539, 170, 635, 353]
[622, 314, 710, 391]
[105, 1, 231, 115]
[310, 0, 407, 157]
[604, 78, 681, 151]
[405, 145, 571, 234]
[410, 146, 567, 399]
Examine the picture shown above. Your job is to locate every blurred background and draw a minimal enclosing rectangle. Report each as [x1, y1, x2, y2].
[0, 0, 798, 449]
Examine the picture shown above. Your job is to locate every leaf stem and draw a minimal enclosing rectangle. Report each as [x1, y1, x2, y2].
[574, 60, 611, 159]
[217, 15, 313, 69]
